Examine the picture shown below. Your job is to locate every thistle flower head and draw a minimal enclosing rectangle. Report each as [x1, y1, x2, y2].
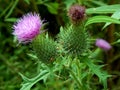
[13, 12, 42, 43]
[95, 39, 112, 51]
[68, 4, 86, 24]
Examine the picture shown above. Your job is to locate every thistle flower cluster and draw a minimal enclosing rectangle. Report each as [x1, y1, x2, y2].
[12, 5, 88, 63]
[13, 12, 42, 43]
[12, 5, 112, 65]
[12, 4, 111, 90]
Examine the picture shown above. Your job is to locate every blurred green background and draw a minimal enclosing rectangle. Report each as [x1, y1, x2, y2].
[0, 0, 120, 90]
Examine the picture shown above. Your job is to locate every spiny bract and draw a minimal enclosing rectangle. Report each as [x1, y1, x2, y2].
[32, 34, 57, 64]
[58, 25, 89, 57]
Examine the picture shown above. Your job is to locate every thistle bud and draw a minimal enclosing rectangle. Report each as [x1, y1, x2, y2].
[68, 4, 86, 24]
[58, 25, 89, 57]
[32, 34, 57, 64]
[95, 39, 112, 51]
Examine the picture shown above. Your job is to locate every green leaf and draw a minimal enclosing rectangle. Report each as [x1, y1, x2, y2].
[0, 1, 14, 18]
[82, 57, 111, 89]
[27, 53, 38, 59]
[64, 0, 76, 10]
[5, 0, 19, 18]
[102, 9, 120, 29]
[44, 2, 59, 14]
[86, 4, 120, 14]
[89, 48, 102, 59]
[85, 16, 120, 27]
[4, 18, 17, 22]
[19, 73, 30, 82]
[111, 39, 120, 45]
[20, 70, 49, 90]
[24, 0, 30, 4]
[90, 0, 107, 6]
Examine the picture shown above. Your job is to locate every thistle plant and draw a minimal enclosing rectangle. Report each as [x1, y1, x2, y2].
[57, 4, 89, 57]
[12, 4, 112, 90]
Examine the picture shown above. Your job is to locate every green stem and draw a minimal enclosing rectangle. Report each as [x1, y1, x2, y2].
[0, 0, 14, 18]
[77, 0, 82, 5]
[69, 69, 82, 89]
[76, 59, 81, 80]
[5, 0, 19, 18]
[31, 0, 39, 12]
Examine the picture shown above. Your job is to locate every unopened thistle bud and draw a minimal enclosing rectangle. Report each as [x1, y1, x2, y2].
[58, 25, 89, 57]
[32, 34, 57, 64]
[68, 4, 86, 24]
[95, 39, 112, 51]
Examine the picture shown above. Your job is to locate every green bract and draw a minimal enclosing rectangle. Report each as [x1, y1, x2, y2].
[32, 34, 57, 64]
[58, 25, 89, 57]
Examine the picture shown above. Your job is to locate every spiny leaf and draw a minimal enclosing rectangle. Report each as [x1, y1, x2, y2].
[20, 70, 49, 90]
[82, 57, 111, 89]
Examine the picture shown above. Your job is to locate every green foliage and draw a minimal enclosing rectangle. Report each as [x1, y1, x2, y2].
[20, 65, 50, 90]
[64, 0, 76, 10]
[82, 57, 111, 89]
[4, 18, 18, 22]
[103, 9, 120, 29]
[24, 0, 30, 4]
[44, 2, 59, 14]
[5, 0, 19, 19]
[19, 55, 110, 90]
[36, 0, 59, 15]
[0, 1, 14, 18]
[88, 0, 107, 6]
[86, 4, 120, 14]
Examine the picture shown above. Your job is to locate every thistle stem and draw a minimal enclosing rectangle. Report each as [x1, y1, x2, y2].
[69, 69, 82, 89]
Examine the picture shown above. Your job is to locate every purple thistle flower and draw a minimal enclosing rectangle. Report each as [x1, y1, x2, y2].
[13, 12, 42, 43]
[95, 39, 112, 51]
